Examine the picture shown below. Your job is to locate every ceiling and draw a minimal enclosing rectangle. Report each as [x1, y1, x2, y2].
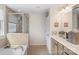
[6, 4, 66, 14]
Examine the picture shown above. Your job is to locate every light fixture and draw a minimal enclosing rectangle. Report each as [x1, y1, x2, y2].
[36, 6, 40, 8]
[17, 9, 21, 12]
[65, 6, 69, 10]
[62, 9, 65, 12]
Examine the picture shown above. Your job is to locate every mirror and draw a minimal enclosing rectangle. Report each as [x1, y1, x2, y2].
[72, 5, 79, 30]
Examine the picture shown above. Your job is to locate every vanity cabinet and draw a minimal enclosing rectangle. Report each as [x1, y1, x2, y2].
[52, 38, 77, 55]
[57, 42, 64, 55]
[52, 39, 63, 55]
[63, 47, 77, 55]
[52, 39, 58, 55]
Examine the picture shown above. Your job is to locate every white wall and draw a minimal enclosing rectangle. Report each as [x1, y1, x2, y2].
[29, 12, 46, 45]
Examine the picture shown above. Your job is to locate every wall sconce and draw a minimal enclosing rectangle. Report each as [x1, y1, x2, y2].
[64, 22, 68, 27]
[54, 22, 59, 27]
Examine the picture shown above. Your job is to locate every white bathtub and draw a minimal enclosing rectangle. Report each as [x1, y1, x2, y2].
[0, 45, 27, 55]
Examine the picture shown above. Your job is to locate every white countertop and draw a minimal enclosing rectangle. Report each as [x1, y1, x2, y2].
[51, 35, 79, 55]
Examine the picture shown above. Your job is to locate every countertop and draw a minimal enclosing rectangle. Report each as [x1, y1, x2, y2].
[51, 35, 79, 55]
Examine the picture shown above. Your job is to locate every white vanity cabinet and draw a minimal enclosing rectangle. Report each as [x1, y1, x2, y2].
[52, 39, 58, 55]
[63, 47, 77, 55]
[52, 38, 77, 55]
[52, 39, 63, 55]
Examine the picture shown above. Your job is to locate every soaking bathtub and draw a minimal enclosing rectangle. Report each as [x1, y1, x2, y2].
[0, 45, 27, 55]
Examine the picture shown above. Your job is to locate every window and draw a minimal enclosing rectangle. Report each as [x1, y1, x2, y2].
[8, 23, 16, 33]
[0, 20, 4, 35]
[0, 9, 4, 35]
